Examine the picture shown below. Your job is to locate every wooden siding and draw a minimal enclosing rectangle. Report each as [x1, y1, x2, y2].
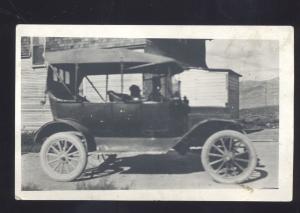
[21, 37, 31, 58]
[227, 73, 240, 118]
[21, 59, 52, 131]
[46, 38, 146, 52]
[178, 69, 228, 107]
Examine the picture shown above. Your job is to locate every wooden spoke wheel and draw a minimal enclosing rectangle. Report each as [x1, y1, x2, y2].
[201, 130, 257, 184]
[40, 132, 87, 182]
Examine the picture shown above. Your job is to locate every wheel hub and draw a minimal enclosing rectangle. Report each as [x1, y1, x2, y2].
[58, 152, 69, 162]
[223, 151, 234, 162]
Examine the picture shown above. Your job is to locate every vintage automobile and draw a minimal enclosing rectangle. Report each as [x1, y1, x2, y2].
[34, 48, 258, 183]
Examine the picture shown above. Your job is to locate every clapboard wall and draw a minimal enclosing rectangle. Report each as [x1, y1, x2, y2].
[46, 38, 146, 52]
[177, 69, 240, 126]
[21, 59, 52, 131]
[227, 73, 240, 118]
[179, 69, 228, 107]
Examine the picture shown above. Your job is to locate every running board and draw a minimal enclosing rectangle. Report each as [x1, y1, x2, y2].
[94, 137, 180, 153]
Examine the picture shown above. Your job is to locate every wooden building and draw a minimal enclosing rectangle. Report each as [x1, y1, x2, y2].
[20, 37, 241, 131]
[177, 68, 240, 126]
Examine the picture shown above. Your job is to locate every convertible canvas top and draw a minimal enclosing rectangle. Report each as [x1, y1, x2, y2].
[45, 48, 183, 75]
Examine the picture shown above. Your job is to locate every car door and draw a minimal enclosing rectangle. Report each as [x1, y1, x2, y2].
[112, 102, 142, 134]
[141, 102, 171, 134]
[80, 102, 112, 133]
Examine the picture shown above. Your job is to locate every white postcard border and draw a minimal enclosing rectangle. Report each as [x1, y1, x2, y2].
[15, 25, 294, 201]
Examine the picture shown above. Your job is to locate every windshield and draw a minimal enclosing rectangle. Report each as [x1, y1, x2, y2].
[79, 73, 177, 103]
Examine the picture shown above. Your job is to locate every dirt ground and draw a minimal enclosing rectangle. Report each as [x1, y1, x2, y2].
[21, 129, 279, 191]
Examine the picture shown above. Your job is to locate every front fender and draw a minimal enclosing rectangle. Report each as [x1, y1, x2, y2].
[173, 119, 244, 154]
[34, 119, 96, 151]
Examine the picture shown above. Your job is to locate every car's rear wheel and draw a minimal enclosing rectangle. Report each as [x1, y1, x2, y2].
[40, 132, 87, 182]
[201, 130, 257, 184]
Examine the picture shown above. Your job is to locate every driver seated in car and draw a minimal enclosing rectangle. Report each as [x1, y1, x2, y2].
[107, 85, 142, 102]
[107, 90, 131, 102]
[129, 84, 142, 101]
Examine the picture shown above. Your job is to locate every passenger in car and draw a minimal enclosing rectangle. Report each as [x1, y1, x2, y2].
[148, 77, 165, 102]
[148, 86, 164, 102]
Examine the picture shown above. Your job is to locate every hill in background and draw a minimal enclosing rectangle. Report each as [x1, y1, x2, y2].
[240, 77, 279, 109]
[239, 77, 279, 128]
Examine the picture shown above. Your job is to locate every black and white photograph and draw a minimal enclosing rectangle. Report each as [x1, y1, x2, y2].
[15, 25, 294, 201]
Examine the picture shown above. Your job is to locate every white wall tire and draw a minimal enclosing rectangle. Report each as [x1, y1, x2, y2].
[201, 130, 257, 184]
[40, 132, 87, 182]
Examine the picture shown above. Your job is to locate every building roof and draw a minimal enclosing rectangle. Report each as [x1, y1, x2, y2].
[207, 68, 242, 77]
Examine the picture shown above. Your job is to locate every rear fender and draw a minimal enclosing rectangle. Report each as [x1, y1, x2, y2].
[34, 119, 96, 151]
[173, 119, 244, 154]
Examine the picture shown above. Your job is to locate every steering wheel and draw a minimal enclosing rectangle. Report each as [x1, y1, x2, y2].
[76, 95, 89, 102]
[107, 91, 124, 102]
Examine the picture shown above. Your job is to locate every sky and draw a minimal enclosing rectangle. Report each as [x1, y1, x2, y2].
[205, 40, 279, 81]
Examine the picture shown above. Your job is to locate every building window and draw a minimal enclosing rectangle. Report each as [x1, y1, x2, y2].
[21, 37, 31, 58]
[32, 37, 46, 67]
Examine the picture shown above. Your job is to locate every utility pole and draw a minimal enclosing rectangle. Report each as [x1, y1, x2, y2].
[265, 82, 268, 106]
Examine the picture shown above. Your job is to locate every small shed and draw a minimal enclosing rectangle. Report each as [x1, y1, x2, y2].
[176, 68, 241, 126]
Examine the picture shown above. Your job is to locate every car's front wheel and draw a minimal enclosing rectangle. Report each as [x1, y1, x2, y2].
[40, 132, 87, 182]
[201, 130, 257, 184]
